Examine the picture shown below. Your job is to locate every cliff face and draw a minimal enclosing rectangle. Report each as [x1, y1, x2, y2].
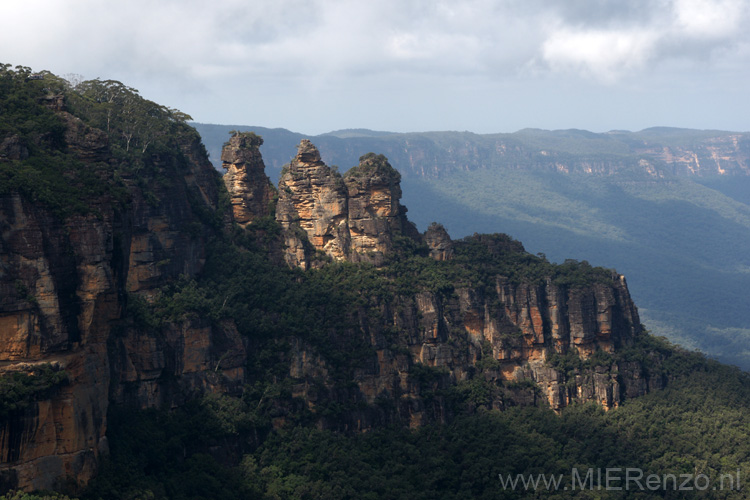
[276, 140, 351, 267]
[274, 141, 418, 268]
[0, 94, 236, 491]
[2, 83, 661, 492]
[218, 139, 653, 426]
[283, 264, 650, 433]
[633, 134, 750, 177]
[194, 124, 750, 180]
[221, 132, 275, 226]
[0, 191, 112, 490]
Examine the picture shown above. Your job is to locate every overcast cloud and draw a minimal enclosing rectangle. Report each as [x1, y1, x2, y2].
[2, 0, 749, 134]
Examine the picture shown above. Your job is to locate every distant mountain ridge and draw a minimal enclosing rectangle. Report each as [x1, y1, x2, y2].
[193, 123, 750, 181]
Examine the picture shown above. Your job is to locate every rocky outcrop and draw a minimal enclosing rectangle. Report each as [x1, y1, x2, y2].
[1, 91, 666, 491]
[344, 153, 417, 264]
[275, 140, 351, 268]
[273, 141, 419, 268]
[221, 132, 275, 226]
[424, 223, 454, 261]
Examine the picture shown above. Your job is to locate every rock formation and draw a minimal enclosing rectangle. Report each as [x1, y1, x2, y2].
[274, 142, 420, 268]
[344, 153, 417, 264]
[221, 132, 275, 226]
[423, 223, 454, 261]
[283, 254, 649, 433]
[275, 140, 351, 268]
[1, 80, 661, 492]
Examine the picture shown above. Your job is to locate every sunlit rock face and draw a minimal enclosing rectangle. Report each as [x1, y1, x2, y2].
[221, 132, 275, 226]
[344, 153, 416, 265]
[273, 142, 419, 268]
[275, 140, 351, 268]
[2, 119, 658, 491]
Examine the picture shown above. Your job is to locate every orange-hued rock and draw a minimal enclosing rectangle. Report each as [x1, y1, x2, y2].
[2, 111, 661, 489]
[221, 132, 275, 226]
[285, 261, 649, 428]
[276, 140, 351, 268]
[344, 153, 414, 264]
[0, 99, 230, 491]
[0, 193, 115, 490]
[270, 143, 421, 267]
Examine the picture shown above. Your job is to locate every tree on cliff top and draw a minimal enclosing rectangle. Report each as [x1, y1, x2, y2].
[344, 152, 401, 181]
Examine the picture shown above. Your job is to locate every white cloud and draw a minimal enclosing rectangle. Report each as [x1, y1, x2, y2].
[2, 0, 750, 133]
[542, 28, 659, 82]
[673, 0, 743, 38]
[538, 0, 750, 82]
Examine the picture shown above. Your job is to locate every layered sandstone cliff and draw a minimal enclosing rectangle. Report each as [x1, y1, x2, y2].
[282, 251, 651, 433]
[0, 95, 240, 491]
[221, 132, 275, 226]
[273, 141, 419, 268]
[275, 139, 351, 267]
[216, 138, 652, 420]
[2, 94, 661, 493]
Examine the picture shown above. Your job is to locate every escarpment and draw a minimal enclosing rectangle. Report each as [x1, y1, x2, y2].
[2, 69, 669, 493]
[0, 78, 241, 491]
[279, 239, 652, 433]
[219, 137, 655, 422]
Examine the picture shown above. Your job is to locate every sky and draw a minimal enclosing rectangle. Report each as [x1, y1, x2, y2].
[2, 0, 749, 135]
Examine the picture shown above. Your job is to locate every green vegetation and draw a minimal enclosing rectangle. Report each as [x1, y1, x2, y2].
[0, 364, 68, 421]
[0, 65, 116, 217]
[7, 69, 750, 499]
[81, 345, 750, 499]
[0, 492, 76, 500]
[224, 130, 263, 149]
[1, 64, 200, 218]
[344, 152, 400, 180]
[68, 78, 193, 154]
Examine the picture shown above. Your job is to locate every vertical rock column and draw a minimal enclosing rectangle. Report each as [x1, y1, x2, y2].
[424, 223, 454, 261]
[343, 153, 413, 265]
[221, 132, 275, 226]
[275, 140, 351, 268]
